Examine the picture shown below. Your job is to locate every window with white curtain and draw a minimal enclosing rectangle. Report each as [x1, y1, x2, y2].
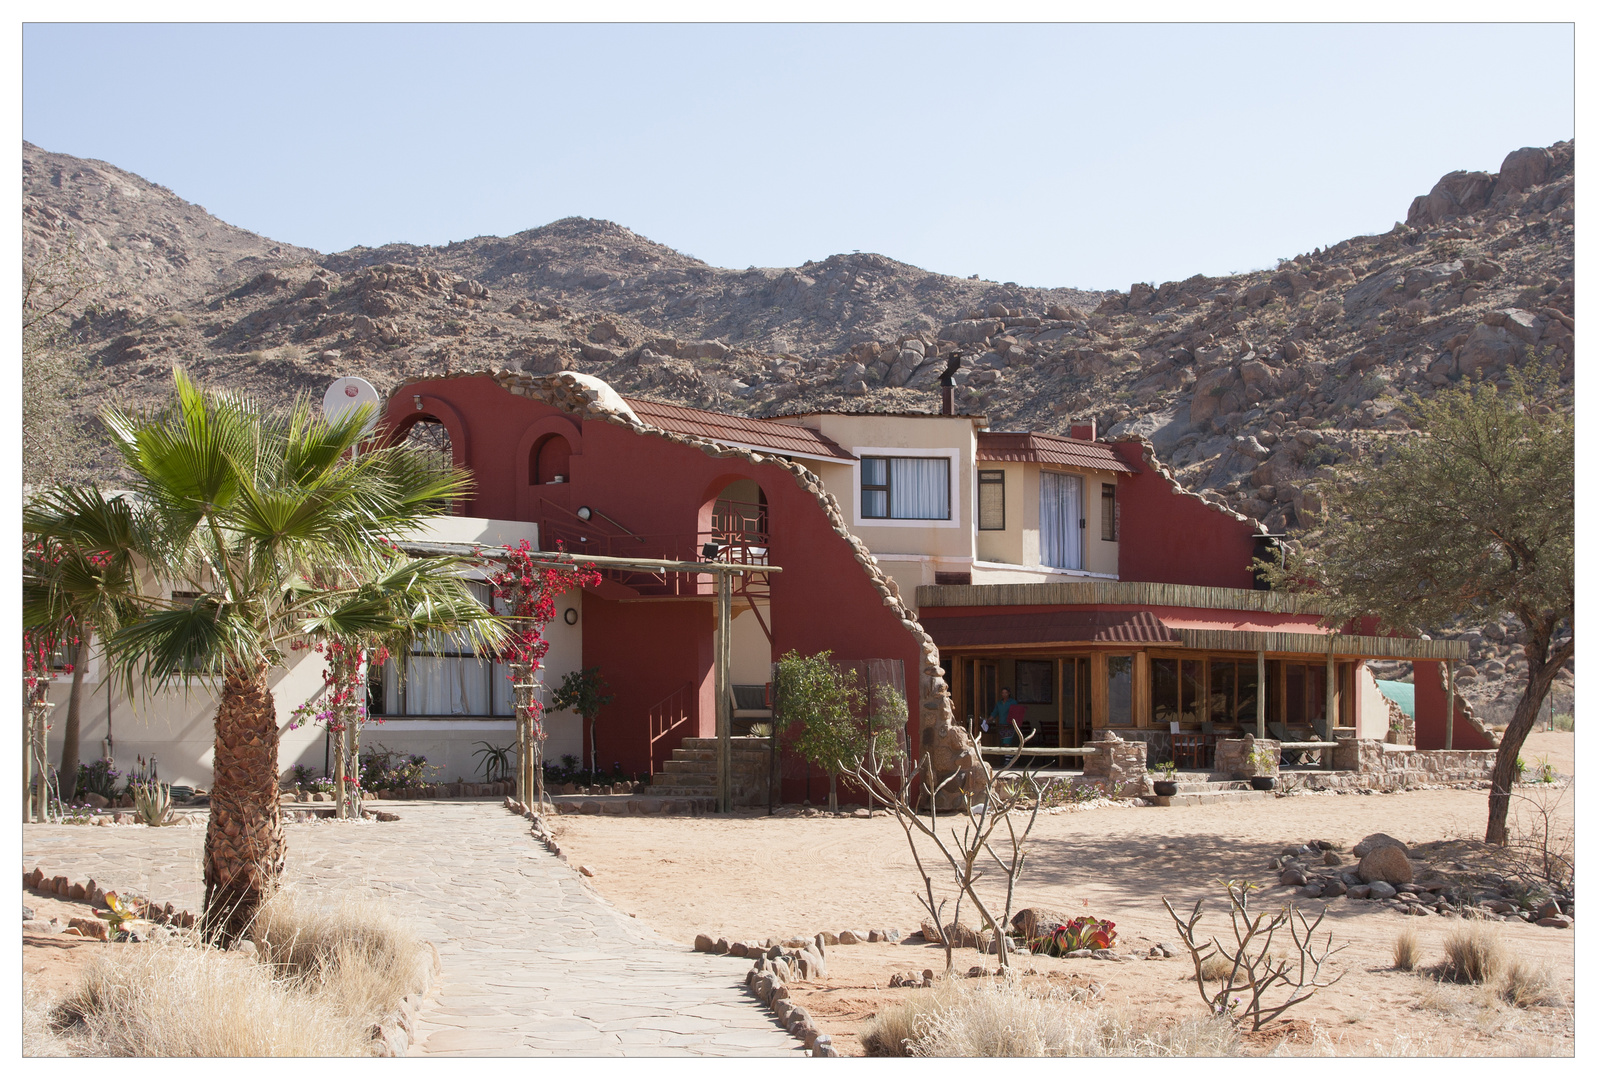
[379, 581, 514, 716]
[860, 456, 950, 520]
[1040, 471, 1084, 569]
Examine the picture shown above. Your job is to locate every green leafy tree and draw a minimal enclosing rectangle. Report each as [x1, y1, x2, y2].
[549, 666, 615, 772]
[1258, 362, 1572, 845]
[23, 370, 506, 941]
[774, 649, 866, 812]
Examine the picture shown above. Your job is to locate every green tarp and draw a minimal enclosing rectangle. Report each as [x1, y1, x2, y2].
[1376, 679, 1414, 719]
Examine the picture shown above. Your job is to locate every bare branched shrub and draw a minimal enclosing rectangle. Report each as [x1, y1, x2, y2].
[844, 729, 1050, 974]
[900, 976, 1237, 1057]
[1504, 783, 1574, 891]
[43, 939, 373, 1056]
[250, 887, 431, 1023]
[1164, 879, 1346, 1031]
[1392, 927, 1421, 971]
[1439, 923, 1507, 985]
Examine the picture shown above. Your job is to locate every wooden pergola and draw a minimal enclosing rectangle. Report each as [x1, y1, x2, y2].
[401, 541, 783, 811]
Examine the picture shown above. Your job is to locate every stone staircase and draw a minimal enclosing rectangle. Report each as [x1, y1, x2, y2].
[1147, 773, 1274, 807]
[647, 736, 771, 806]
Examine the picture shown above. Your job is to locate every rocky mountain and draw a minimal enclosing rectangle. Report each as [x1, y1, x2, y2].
[22, 138, 1574, 720]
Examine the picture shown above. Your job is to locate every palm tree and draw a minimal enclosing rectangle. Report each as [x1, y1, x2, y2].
[22, 488, 144, 802]
[25, 370, 504, 942]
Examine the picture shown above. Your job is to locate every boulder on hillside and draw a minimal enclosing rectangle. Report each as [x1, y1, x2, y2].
[1455, 323, 1523, 378]
[1493, 146, 1555, 200]
[1407, 170, 1496, 228]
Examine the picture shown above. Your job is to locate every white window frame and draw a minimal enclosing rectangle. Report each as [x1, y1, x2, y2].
[850, 446, 964, 529]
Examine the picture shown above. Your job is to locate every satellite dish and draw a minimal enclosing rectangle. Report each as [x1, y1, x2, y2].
[322, 376, 381, 429]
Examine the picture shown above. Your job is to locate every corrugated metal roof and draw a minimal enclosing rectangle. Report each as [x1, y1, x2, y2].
[623, 398, 856, 461]
[921, 610, 1180, 649]
[976, 431, 1137, 474]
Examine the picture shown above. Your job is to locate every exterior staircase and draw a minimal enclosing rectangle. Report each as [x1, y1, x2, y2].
[1147, 773, 1274, 807]
[648, 736, 771, 806]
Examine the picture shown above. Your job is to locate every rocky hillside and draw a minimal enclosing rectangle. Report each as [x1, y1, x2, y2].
[22, 139, 1574, 720]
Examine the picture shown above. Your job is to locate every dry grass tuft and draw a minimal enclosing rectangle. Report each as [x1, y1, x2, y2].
[861, 985, 948, 1056]
[1497, 959, 1566, 1008]
[1439, 923, 1507, 984]
[874, 975, 1237, 1057]
[1392, 927, 1421, 971]
[251, 887, 431, 1023]
[32, 888, 432, 1057]
[44, 937, 374, 1056]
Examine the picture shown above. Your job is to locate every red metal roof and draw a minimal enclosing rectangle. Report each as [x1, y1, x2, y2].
[976, 431, 1137, 474]
[920, 609, 1180, 649]
[623, 398, 855, 461]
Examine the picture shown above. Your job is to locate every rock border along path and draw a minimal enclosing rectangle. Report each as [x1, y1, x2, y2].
[23, 801, 806, 1057]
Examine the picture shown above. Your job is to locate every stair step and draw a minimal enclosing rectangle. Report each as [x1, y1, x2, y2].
[1150, 790, 1274, 807]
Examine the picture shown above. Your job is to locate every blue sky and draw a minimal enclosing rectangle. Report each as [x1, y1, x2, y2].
[22, 22, 1574, 290]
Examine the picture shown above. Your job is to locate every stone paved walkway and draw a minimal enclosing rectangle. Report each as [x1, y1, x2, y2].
[23, 802, 805, 1056]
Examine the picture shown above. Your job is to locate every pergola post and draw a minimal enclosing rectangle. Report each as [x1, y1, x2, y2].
[716, 569, 732, 813]
[1322, 643, 1336, 742]
[1444, 660, 1455, 751]
[1256, 649, 1266, 739]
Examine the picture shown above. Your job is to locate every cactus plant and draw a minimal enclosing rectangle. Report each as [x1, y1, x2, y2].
[131, 780, 175, 826]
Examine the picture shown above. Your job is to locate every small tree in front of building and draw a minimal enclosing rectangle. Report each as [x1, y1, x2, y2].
[1258, 360, 1572, 846]
[549, 666, 614, 776]
[773, 649, 865, 813]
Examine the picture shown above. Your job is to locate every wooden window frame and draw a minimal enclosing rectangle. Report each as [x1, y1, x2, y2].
[1100, 483, 1118, 541]
[860, 455, 952, 521]
[978, 469, 1006, 531]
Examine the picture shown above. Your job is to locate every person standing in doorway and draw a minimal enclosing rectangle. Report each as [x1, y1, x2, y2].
[986, 687, 1018, 746]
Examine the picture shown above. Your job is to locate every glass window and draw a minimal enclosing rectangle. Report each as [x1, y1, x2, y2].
[1016, 660, 1053, 703]
[1040, 472, 1084, 569]
[1101, 483, 1118, 541]
[1106, 655, 1134, 725]
[1209, 660, 1236, 725]
[978, 470, 1006, 530]
[380, 582, 511, 717]
[860, 456, 951, 520]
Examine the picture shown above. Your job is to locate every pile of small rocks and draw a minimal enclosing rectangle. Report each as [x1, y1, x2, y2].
[695, 927, 902, 956]
[1272, 833, 1575, 927]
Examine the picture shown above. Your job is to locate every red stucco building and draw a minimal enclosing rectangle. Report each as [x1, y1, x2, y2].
[375, 369, 1488, 801]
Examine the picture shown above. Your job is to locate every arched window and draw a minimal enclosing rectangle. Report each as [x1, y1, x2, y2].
[402, 416, 454, 468]
[532, 434, 573, 485]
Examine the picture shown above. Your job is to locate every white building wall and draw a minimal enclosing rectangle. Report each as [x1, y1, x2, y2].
[41, 517, 592, 792]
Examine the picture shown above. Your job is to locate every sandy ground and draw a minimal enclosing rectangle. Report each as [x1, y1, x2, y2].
[555, 732, 1576, 1056]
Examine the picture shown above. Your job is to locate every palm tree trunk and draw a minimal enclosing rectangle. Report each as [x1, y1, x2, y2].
[202, 661, 286, 944]
[56, 629, 92, 802]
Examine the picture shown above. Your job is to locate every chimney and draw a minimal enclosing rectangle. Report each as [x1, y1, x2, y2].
[939, 354, 963, 416]
[1069, 418, 1097, 442]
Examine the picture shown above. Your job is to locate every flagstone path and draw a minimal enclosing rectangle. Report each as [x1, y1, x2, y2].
[23, 802, 805, 1057]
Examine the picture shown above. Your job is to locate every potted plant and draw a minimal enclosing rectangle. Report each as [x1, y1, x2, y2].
[1242, 742, 1277, 791]
[1153, 760, 1179, 797]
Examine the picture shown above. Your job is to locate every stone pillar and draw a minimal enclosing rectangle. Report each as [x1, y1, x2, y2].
[1082, 732, 1148, 797]
[1217, 734, 1278, 779]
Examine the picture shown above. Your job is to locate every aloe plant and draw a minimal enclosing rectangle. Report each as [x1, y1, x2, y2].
[131, 779, 175, 826]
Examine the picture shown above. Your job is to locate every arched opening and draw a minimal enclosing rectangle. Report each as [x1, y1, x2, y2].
[710, 477, 768, 554]
[531, 433, 573, 485]
[398, 415, 455, 468]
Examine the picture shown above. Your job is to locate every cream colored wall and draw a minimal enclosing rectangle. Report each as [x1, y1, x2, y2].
[969, 463, 1120, 578]
[730, 602, 773, 687]
[975, 462, 1025, 565]
[1354, 664, 1390, 740]
[776, 414, 978, 561]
